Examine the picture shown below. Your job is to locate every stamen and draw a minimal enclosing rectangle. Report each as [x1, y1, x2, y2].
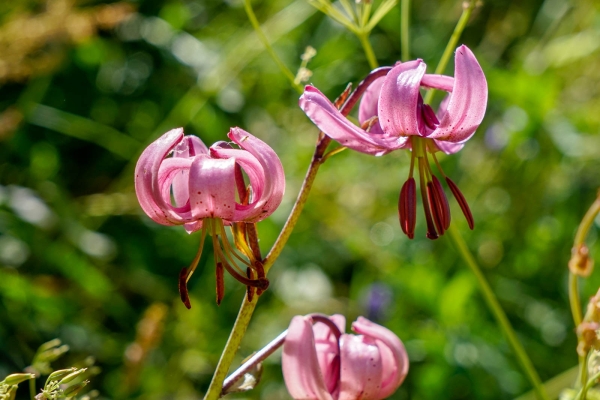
[220, 259, 269, 290]
[178, 224, 208, 309]
[232, 222, 254, 261]
[216, 262, 225, 305]
[432, 176, 451, 230]
[418, 157, 438, 239]
[217, 222, 252, 270]
[246, 223, 262, 261]
[254, 259, 266, 296]
[398, 177, 416, 239]
[427, 181, 445, 236]
[179, 267, 191, 309]
[446, 177, 474, 229]
[246, 267, 255, 302]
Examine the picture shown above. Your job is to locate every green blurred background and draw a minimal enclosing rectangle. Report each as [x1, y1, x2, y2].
[1, 0, 600, 398]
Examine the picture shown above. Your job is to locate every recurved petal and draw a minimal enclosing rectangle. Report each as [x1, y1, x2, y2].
[172, 136, 209, 207]
[227, 127, 285, 222]
[314, 314, 345, 395]
[358, 76, 385, 136]
[432, 140, 465, 154]
[188, 156, 236, 220]
[283, 316, 335, 400]
[300, 86, 408, 156]
[135, 128, 188, 225]
[338, 334, 383, 400]
[378, 60, 426, 138]
[352, 317, 409, 399]
[428, 45, 488, 142]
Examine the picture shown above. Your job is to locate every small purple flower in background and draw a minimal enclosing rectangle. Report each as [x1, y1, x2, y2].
[299, 45, 487, 239]
[282, 314, 409, 400]
[135, 127, 285, 307]
[363, 282, 393, 323]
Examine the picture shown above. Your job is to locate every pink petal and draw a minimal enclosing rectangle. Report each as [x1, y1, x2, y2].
[230, 127, 285, 221]
[432, 140, 465, 154]
[428, 45, 488, 143]
[283, 316, 335, 400]
[134, 128, 190, 225]
[421, 74, 454, 92]
[313, 315, 346, 395]
[378, 60, 426, 138]
[300, 86, 408, 156]
[188, 156, 236, 220]
[352, 317, 409, 399]
[172, 136, 209, 207]
[358, 76, 385, 136]
[338, 334, 383, 400]
[157, 157, 193, 216]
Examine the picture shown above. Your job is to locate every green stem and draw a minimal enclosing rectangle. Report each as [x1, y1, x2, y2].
[569, 192, 600, 391]
[573, 193, 600, 246]
[202, 134, 332, 399]
[423, 0, 477, 105]
[244, 0, 303, 94]
[29, 377, 35, 400]
[447, 224, 549, 400]
[401, 0, 410, 61]
[204, 296, 258, 400]
[570, 272, 583, 327]
[357, 32, 379, 69]
[576, 365, 600, 400]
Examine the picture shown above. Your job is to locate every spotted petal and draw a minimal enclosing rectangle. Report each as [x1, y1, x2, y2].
[209, 128, 285, 222]
[352, 317, 409, 399]
[378, 60, 427, 138]
[338, 334, 383, 400]
[427, 45, 488, 143]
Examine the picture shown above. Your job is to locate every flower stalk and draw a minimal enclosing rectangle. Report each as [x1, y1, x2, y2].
[568, 191, 600, 393]
[447, 225, 549, 400]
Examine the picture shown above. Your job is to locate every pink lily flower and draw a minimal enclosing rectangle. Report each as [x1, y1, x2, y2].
[299, 45, 487, 239]
[282, 314, 409, 400]
[134, 127, 285, 307]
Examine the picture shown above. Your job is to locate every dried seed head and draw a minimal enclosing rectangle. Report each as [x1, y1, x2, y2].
[569, 244, 594, 277]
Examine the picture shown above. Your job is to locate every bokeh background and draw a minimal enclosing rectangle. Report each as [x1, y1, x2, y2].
[1, 0, 600, 398]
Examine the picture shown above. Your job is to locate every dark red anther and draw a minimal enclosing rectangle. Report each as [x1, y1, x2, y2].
[432, 176, 451, 230]
[446, 177, 474, 229]
[216, 262, 225, 305]
[254, 259, 266, 296]
[179, 267, 191, 309]
[420, 178, 438, 240]
[246, 267, 255, 303]
[399, 178, 417, 239]
[427, 181, 445, 236]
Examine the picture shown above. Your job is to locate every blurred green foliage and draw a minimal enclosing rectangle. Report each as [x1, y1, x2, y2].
[1, 0, 600, 399]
